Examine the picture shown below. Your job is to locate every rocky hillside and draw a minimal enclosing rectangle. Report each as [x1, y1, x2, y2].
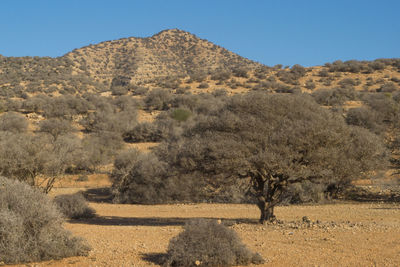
[0, 29, 261, 97]
[0, 29, 399, 99]
[64, 29, 261, 85]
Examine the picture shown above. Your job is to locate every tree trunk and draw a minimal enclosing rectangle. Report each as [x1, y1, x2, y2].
[257, 197, 276, 224]
[257, 197, 266, 224]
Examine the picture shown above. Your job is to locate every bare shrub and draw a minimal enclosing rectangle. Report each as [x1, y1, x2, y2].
[111, 85, 128, 96]
[123, 122, 169, 142]
[38, 118, 74, 140]
[145, 88, 172, 110]
[326, 60, 365, 73]
[189, 72, 207, 83]
[0, 112, 28, 133]
[111, 151, 203, 204]
[77, 132, 123, 172]
[338, 78, 360, 87]
[198, 82, 209, 89]
[318, 69, 330, 77]
[283, 181, 327, 204]
[378, 82, 398, 93]
[54, 193, 95, 219]
[0, 133, 80, 192]
[312, 87, 357, 106]
[304, 79, 316, 90]
[133, 86, 149, 96]
[232, 68, 249, 78]
[164, 219, 264, 267]
[362, 93, 399, 124]
[346, 107, 383, 134]
[0, 176, 90, 264]
[211, 69, 231, 81]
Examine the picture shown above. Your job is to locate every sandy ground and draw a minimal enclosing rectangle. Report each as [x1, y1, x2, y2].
[11, 201, 400, 267]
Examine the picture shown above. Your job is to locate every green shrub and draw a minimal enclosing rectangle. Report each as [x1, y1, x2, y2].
[54, 193, 96, 219]
[164, 219, 264, 267]
[171, 108, 192, 122]
[0, 176, 90, 264]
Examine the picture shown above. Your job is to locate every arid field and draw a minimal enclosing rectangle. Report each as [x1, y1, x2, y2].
[9, 198, 400, 267]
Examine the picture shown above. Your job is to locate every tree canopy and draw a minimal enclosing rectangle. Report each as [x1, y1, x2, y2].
[156, 93, 386, 222]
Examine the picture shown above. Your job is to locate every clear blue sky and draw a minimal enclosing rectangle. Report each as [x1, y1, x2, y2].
[1, 0, 399, 66]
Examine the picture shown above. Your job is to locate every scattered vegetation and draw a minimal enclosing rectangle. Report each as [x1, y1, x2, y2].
[0, 176, 90, 264]
[0, 30, 399, 235]
[164, 219, 264, 267]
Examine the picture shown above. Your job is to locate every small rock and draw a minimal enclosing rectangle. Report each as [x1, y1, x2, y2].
[302, 216, 311, 223]
[288, 232, 294, 235]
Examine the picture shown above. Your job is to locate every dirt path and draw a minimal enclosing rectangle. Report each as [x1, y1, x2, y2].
[11, 202, 400, 267]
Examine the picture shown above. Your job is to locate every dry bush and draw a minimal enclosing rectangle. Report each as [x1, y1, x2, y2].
[164, 219, 264, 267]
[0, 176, 90, 264]
[123, 121, 170, 142]
[198, 82, 209, 89]
[111, 150, 204, 204]
[312, 87, 357, 106]
[378, 82, 398, 93]
[0, 112, 28, 133]
[38, 118, 74, 140]
[345, 107, 383, 134]
[282, 181, 327, 204]
[54, 192, 96, 219]
[326, 60, 366, 73]
[145, 88, 172, 110]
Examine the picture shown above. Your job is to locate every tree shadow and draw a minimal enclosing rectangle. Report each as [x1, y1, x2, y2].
[370, 206, 400, 210]
[141, 252, 168, 266]
[345, 188, 400, 203]
[82, 187, 113, 203]
[68, 215, 257, 227]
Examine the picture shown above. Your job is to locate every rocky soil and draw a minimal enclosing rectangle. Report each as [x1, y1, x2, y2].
[9, 201, 400, 267]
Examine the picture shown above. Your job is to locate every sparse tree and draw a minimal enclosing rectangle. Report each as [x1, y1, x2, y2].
[38, 118, 74, 140]
[155, 93, 386, 223]
[0, 132, 80, 193]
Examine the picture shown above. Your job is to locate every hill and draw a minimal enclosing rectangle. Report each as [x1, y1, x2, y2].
[64, 29, 262, 85]
[0, 29, 262, 97]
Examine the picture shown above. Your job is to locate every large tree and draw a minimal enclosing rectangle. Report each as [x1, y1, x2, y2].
[155, 93, 386, 223]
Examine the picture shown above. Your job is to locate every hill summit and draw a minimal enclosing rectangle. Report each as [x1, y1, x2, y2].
[64, 28, 261, 85]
